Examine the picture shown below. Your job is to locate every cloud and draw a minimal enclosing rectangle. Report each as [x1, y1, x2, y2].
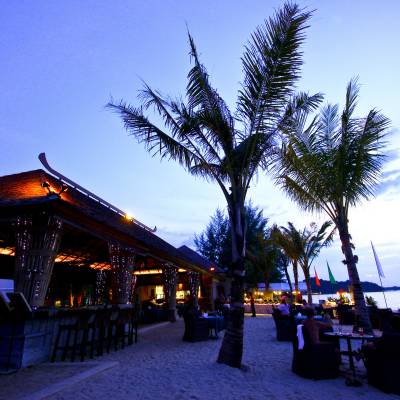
[376, 169, 400, 195]
[381, 168, 400, 179]
[156, 227, 197, 247]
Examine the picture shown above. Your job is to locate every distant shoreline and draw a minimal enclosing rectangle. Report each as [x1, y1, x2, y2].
[306, 278, 400, 294]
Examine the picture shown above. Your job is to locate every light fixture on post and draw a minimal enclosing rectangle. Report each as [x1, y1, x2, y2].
[41, 181, 52, 195]
[41, 181, 68, 196]
[58, 183, 68, 195]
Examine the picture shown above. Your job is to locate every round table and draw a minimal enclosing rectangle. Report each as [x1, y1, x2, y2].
[324, 331, 377, 386]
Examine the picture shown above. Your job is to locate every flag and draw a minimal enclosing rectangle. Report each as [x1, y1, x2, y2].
[371, 241, 385, 278]
[314, 267, 321, 287]
[327, 262, 336, 284]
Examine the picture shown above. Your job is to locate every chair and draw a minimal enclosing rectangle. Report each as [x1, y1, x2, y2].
[391, 315, 400, 332]
[292, 325, 340, 380]
[272, 308, 294, 341]
[363, 332, 400, 394]
[88, 307, 112, 358]
[106, 308, 120, 353]
[128, 306, 139, 345]
[113, 308, 131, 350]
[182, 308, 209, 342]
[337, 305, 355, 325]
[51, 310, 95, 362]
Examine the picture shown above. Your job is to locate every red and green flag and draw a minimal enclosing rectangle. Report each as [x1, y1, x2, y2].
[314, 267, 321, 287]
[327, 262, 336, 284]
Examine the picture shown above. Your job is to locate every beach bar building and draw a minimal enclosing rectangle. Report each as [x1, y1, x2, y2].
[0, 156, 224, 369]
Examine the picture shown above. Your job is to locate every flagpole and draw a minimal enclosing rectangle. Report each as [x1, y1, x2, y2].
[378, 272, 388, 309]
[371, 241, 388, 309]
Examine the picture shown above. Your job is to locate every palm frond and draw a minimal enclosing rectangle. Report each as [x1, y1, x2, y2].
[345, 108, 390, 205]
[237, 3, 312, 136]
[276, 79, 390, 228]
[107, 101, 197, 169]
[186, 33, 235, 154]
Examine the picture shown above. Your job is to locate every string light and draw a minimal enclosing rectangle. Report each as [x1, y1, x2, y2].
[188, 271, 200, 308]
[162, 265, 178, 304]
[109, 243, 135, 304]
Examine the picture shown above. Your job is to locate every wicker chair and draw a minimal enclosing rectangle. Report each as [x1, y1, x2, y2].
[272, 308, 294, 342]
[182, 308, 209, 342]
[292, 325, 340, 380]
[363, 332, 400, 394]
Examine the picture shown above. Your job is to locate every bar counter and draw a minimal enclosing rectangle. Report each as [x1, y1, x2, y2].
[0, 305, 133, 371]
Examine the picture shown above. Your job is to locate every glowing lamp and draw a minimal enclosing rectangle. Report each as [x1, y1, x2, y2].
[125, 212, 134, 221]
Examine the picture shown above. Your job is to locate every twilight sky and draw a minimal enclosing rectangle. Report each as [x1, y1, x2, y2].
[1, 1, 399, 285]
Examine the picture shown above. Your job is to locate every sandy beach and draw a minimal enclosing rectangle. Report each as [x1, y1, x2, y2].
[0, 315, 397, 400]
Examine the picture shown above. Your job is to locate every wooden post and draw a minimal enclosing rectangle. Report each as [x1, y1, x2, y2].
[95, 269, 108, 304]
[108, 243, 135, 304]
[162, 265, 177, 322]
[14, 214, 63, 308]
[188, 271, 200, 310]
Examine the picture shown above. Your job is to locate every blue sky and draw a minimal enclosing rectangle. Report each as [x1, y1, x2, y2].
[1, 1, 399, 285]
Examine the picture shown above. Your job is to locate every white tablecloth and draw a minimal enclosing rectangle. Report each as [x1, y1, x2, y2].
[244, 304, 273, 314]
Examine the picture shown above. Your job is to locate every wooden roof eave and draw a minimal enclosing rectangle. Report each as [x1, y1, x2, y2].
[49, 200, 216, 274]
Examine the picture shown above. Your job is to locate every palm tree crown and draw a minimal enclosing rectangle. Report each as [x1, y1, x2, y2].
[279, 78, 390, 225]
[108, 4, 321, 208]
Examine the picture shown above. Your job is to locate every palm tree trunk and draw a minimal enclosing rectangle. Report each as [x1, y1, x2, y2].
[283, 265, 293, 300]
[217, 198, 245, 368]
[293, 260, 299, 293]
[303, 269, 313, 305]
[338, 222, 372, 333]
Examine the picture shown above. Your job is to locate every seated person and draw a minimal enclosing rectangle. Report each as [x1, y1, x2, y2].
[277, 296, 290, 316]
[322, 311, 333, 326]
[302, 307, 331, 344]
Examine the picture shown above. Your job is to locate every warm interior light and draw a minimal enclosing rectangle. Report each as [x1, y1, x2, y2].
[55, 254, 86, 263]
[0, 247, 15, 256]
[125, 212, 134, 221]
[134, 269, 163, 275]
[89, 262, 111, 270]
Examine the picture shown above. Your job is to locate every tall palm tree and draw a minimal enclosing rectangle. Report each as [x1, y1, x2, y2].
[107, 3, 321, 367]
[277, 79, 390, 332]
[298, 221, 334, 304]
[272, 222, 303, 299]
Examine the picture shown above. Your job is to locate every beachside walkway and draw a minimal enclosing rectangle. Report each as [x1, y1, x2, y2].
[1, 316, 397, 400]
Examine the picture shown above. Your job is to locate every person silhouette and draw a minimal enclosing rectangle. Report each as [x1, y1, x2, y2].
[250, 292, 256, 317]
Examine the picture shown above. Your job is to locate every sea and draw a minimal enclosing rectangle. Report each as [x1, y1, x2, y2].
[313, 290, 400, 311]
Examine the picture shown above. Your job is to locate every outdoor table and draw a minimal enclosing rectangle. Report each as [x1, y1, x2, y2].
[206, 316, 224, 339]
[324, 331, 378, 386]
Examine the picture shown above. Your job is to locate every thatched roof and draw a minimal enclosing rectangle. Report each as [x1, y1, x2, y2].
[0, 169, 214, 274]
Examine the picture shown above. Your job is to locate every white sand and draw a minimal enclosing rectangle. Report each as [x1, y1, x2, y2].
[1, 316, 397, 400]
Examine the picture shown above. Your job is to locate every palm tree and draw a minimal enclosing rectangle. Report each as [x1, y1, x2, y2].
[277, 79, 390, 332]
[246, 231, 283, 291]
[298, 221, 334, 304]
[107, 3, 321, 367]
[277, 251, 293, 295]
[272, 222, 303, 300]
